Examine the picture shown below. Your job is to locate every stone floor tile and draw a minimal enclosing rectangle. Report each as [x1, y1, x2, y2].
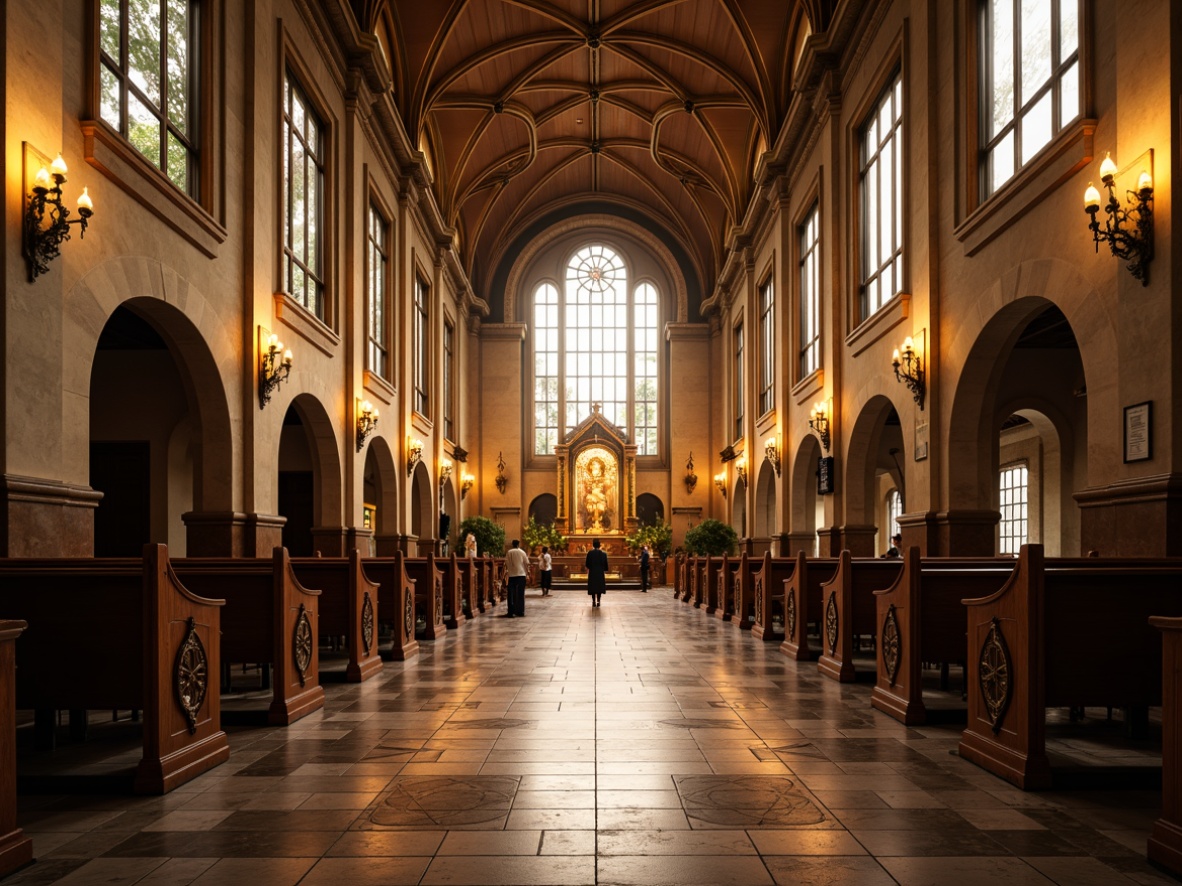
[188, 857, 317, 885]
[596, 854, 774, 885]
[297, 856, 430, 885]
[597, 829, 757, 855]
[419, 855, 595, 885]
[878, 855, 1057, 885]
[764, 855, 897, 885]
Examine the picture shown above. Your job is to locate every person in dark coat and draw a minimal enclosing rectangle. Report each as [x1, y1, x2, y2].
[638, 544, 651, 592]
[585, 538, 608, 607]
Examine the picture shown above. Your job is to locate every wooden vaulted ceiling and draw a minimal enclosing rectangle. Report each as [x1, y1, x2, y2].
[380, 0, 826, 313]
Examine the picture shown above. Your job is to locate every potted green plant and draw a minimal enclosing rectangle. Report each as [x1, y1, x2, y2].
[683, 518, 738, 556]
[457, 515, 506, 557]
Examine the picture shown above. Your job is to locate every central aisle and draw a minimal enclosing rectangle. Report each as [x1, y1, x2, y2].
[12, 589, 1169, 885]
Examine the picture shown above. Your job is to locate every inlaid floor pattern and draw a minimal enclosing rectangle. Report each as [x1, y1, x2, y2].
[7, 588, 1176, 885]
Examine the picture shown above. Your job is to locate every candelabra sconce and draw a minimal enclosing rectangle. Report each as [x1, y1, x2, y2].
[735, 455, 748, 489]
[713, 471, 727, 498]
[809, 400, 831, 452]
[355, 399, 379, 451]
[23, 148, 95, 281]
[460, 472, 475, 499]
[764, 436, 781, 477]
[495, 452, 508, 494]
[439, 457, 453, 488]
[1084, 151, 1154, 285]
[684, 452, 698, 494]
[891, 335, 925, 409]
[258, 329, 293, 408]
[406, 437, 424, 476]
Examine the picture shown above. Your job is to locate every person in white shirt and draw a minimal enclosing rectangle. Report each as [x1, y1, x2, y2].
[504, 538, 530, 617]
[540, 545, 552, 596]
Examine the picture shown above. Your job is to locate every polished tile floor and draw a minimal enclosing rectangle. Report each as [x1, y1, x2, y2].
[7, 588, 1179, 885]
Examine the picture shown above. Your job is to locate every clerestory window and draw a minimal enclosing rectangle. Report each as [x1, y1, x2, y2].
[858, 71, 904, 322]
[98, 0, 200, 195]
[980, 0, 1081, 197]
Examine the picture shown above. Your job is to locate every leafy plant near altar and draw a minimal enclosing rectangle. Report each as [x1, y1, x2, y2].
[522, 515, 567, 553]
[457, 515, 506, 557]
[683, 519, 738, 556]
[625, 521, 672, 559]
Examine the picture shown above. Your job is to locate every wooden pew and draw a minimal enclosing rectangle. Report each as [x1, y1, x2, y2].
[871, 548, 1015, 724]
[960, 545, 1182, 790]
[439, 554, 468, 627]
[173, 548, 324, 726]
[817, 552, 902, 683]
[482, 556, 500, 608]
[290, 550, 383, 682]
[779, 553, 839, 662]
[0, 545, 229, 793]
[751, 552, 796, 641]
[695, 556, 712, 608]
[684, 556, 700, 605]
[404, 555, 446, 639]
[361, 552, 419, 661]
[0, 619, 32, 877]
[728, 552, 758, 630]
[1150, 615, 1182, 876]
[455, 556, 482, 614]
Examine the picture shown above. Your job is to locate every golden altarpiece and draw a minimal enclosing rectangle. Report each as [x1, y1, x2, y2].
[553, 404, 638, 549]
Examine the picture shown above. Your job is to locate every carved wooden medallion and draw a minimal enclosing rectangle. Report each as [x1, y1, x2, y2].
[294, 604, 313, 687]
[361, 591, 374, 655]
[174, 617, 208, 735]
[825, 592, 838, 654]
[979, 617, 1013, 734]
[404, 593, 414, 640]
[882, 605, 901, 686]
[786, 591, 796, 641]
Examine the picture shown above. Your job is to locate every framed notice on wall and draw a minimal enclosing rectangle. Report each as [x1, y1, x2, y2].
[1124, 401, 1152, 463]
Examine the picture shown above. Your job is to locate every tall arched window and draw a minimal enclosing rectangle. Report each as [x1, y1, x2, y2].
[531, 244, 661, 455]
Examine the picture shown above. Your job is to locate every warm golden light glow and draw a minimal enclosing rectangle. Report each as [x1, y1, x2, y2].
[1084, 182, 1101, 211]
[1099, 151, 1117, 181]
[50, 153, 68, 176]
[1139, 170, 1153, 192]
[76, 187, 93, 212]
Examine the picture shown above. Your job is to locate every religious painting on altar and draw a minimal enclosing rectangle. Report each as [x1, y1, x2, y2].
[574, 446, 618, 532]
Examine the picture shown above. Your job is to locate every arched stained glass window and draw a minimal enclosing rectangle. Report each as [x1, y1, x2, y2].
[531, 244, 661, 455]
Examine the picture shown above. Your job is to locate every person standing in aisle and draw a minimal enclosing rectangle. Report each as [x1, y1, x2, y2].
[540, 545, 552, 596]
[505, 539, 529, 617]
[586, 538, 608, 607]
[638, 544, 650, 592]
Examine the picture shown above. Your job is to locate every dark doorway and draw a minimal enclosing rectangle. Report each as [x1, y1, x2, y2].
[279, 471, 314, 556]
[91, 440, 150, 556]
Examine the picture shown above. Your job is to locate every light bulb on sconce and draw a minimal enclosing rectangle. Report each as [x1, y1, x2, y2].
[713, 471, 727, 498]
[764, 436, 781, 477]
[258, 330, 293, 408]
[355, 399, 379, 451]
[406, 437, 424, 476]
[809, 401, 831, 452]
[1083, 150, 1154, 285]
[23, 149, 96, 281]
[439, 457, 453, 488]
[460, 472, 475, 499]
[891, 335, 925, 409]
[735, 455, 748, 489]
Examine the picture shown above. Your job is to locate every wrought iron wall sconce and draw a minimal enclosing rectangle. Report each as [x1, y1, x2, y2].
[1084, 151, 1154, 285]
[406, 437, 424, 476]
[809, 400, 831, 452]
[460, 472, 475, 499]
[735, 455, 748, 489]
[439, 457, 453, 488]
[764, 436, 781, 477]
[258, 329, 293, 408]
[495, 452, 508, 494]
[24, 148, 95, 281]
[713, 471, 727, 497]
[684, 452, 698, 493]
[355, 399, 379, 451]
[891, 335, 925, 409]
